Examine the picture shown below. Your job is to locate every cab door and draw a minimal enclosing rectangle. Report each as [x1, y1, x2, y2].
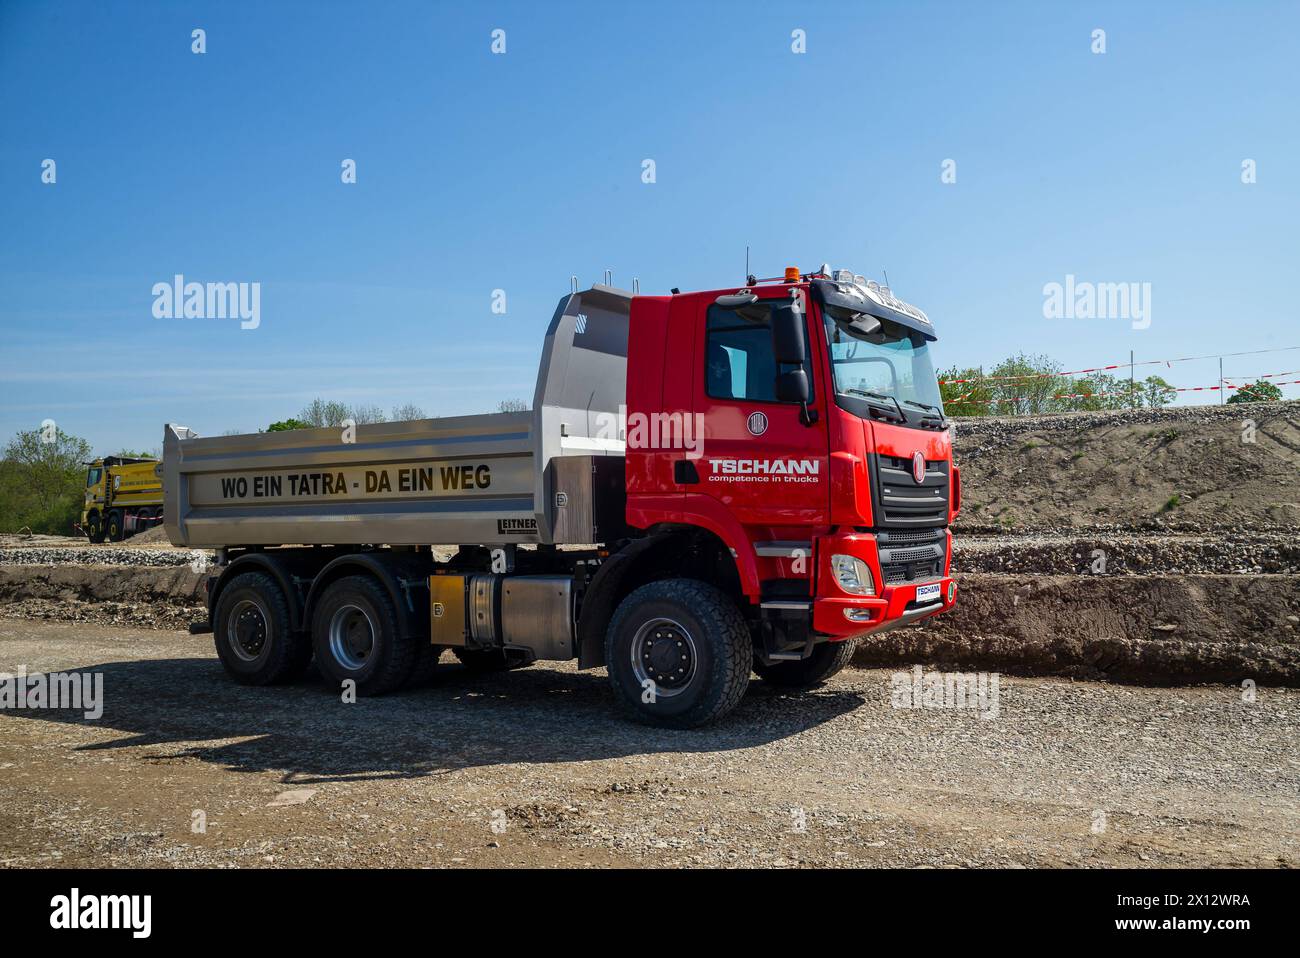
[688, 288, 830, 528]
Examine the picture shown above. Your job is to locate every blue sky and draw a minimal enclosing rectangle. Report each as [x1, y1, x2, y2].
[2, 0, 1297, 454]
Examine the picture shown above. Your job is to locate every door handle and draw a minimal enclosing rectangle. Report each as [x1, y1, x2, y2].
[674, 460, 700, 484]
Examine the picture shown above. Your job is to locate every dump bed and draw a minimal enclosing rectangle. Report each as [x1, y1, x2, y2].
[108, 459, 164, 505]
[164, 285, 631, 549]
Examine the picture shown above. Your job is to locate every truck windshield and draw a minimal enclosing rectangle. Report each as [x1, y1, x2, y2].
[822, 311, 944, 413]
[86, 468, 102, 487]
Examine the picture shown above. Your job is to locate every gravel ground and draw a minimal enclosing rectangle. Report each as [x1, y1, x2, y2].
[1, 618, 1295, 868]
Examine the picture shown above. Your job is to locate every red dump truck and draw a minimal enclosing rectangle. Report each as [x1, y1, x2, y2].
[164, 265, 959, 727]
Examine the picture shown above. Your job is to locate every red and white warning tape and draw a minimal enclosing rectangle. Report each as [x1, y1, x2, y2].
[942, 377, 1300, 406]
[938, 346, 1300, 385]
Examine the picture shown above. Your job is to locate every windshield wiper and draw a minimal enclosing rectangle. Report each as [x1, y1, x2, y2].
[843, 388, 905, 422]
[845, 387, 892, 402]
[899, 398, 940, 413]
[898, 397, 949, 428]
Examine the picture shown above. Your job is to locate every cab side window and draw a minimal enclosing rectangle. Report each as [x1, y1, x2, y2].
[705, 303, 810, 403]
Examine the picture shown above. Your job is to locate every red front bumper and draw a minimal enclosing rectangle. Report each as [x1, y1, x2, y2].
[811, 530, 956, 639]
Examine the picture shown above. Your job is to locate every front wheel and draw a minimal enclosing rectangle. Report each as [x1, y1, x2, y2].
[753, 637, 858, 690]
[106, 510, 125, 542]
[605, 579, 752, 729]
[86, 513, 106, 544]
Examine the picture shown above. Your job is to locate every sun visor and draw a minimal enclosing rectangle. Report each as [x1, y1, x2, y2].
[811, 278, 937, 341]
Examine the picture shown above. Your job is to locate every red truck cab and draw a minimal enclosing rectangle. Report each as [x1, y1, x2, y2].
[624, 266, 958, 657]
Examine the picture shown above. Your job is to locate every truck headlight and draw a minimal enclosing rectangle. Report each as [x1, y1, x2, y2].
[831, 554, 875, 596]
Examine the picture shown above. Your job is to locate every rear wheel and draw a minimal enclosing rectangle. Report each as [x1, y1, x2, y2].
[605, 579, 752, 729]
[106, 510, 125, 542]
[311, 575, 416, 695]
[753, 638, 858, 689]
[213, 571, 312, 685]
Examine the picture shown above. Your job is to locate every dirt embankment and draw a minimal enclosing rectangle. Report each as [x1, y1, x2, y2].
[867, 400, 1300, 684]
[0, 565, 205, 630]
[951, 400, 1300, 534]
[863, 573, 1300, 684]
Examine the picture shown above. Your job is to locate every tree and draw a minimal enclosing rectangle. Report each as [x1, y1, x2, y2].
[298, 398, 352, 428]
[391, 403, 427, 421]
[349, 404, 387, 425]
[988, 353, 1069, 416]
[266, 418, 314, 432]
[297, 398, 404, 427]
[496, 399, 528, 413]
[1, 426, 92, 534]
[1227, 380, 1283, 404]
[938, 366, 994, 418]
[1140, 375, 1177, 408]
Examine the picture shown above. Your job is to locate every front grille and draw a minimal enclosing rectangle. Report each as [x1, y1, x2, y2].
[873, 527, 941, 545]
[869, 454, 950, 528]
[877, 526, 947, 585]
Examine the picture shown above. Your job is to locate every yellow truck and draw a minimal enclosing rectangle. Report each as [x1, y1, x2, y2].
[82, 457, 164, 542]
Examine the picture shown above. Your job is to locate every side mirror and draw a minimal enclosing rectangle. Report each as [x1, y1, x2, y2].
[775, 368, 810, 404]
[771, 303, 807, 364]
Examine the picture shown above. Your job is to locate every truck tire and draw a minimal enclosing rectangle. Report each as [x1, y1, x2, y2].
[604, 579, 752, 729]
[753, 637, 858, 689]
[86, 513, 106, 544]
[452, 647, 534, 672]
[213, 572, 312, 685]
[106, 510, 125, 542]
[311, 575, 416, 695]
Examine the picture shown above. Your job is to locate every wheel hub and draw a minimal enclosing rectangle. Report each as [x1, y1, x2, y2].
[227, 600, 267, 661]
[329, 605, 375, 672]
[632, 618, 697, 695]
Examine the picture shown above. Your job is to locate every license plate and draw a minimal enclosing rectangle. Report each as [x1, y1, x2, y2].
[915, 583, 941, 603]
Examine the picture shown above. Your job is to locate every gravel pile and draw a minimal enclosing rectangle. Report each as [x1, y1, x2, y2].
[0, 547, 197, 568]
[955, 531, 1300, 575]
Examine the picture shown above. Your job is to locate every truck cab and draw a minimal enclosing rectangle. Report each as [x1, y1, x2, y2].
[82, 456, 164, 543]
[624, 266, 958, 661]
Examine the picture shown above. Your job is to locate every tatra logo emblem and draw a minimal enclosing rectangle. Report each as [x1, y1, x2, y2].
[746, 412, 769, 436]
[912, 451, 926, 485]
